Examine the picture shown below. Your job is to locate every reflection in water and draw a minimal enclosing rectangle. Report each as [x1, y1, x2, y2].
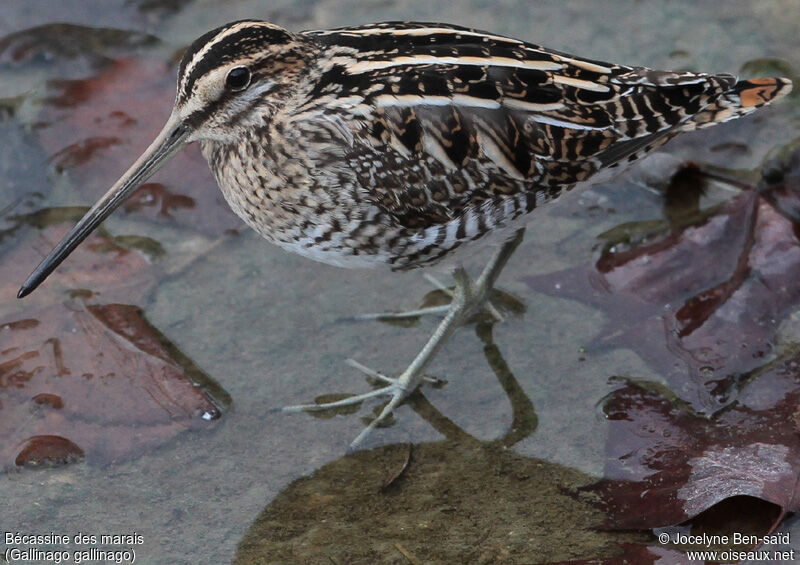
[234, 319, 712, 563]
[409, 320, 537, 450]
[234, 322, 649, 564]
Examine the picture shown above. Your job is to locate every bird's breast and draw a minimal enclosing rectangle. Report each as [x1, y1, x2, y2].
[198, 135, 400, 269]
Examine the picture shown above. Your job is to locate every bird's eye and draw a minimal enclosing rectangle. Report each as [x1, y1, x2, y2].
[225, 67, 251, 91]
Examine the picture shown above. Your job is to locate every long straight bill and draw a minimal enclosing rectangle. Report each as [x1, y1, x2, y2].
[17, 115, 189, 298]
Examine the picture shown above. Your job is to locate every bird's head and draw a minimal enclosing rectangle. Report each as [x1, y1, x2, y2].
[175, 20, 317, 141]
[18, 20, 317, 298]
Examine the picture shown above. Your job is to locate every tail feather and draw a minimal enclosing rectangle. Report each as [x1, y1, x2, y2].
[688, 76, 792, 129]
[734, 77, 793, 108]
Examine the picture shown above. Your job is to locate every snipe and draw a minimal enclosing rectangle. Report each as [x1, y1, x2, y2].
[18, 20, 792, 449]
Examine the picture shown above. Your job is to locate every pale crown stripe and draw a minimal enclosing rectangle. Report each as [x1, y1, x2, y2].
[310, 26, 524, 45]
[346, 55, 563, 74]
[181, 21, 286, 91]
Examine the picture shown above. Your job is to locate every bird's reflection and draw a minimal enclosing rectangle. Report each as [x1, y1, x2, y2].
[404, 319, 537, 450]
[233, 315, 638, 565]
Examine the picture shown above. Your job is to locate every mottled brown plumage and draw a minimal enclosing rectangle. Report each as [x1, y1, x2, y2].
[184, 20, 792, 272]
[17, 20, 792, 448]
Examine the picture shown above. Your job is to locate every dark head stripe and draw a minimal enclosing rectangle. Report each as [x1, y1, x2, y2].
[178, 20, 256, 80]
[178, 21, 294, 101]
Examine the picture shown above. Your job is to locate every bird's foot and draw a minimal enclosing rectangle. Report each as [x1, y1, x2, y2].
[281, 358, 441, 451]
[283, 231, 526, 450]
[347, 272, 506, 324]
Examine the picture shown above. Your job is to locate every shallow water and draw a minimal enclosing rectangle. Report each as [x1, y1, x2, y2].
[2, 1, 800, 563]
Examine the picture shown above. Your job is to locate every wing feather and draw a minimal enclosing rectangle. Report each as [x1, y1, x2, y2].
[301, 23, 754, 229]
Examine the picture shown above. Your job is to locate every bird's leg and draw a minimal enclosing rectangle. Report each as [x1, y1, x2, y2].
[282, 267, 472, 442]
[282, 228, 526, 450]
[471, 228, 525, 304]
[345, 266, 475, 450]
[348, 229, 525, 324]
[422, 273, 504, 322]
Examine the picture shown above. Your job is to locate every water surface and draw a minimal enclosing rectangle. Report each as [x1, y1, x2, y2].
[2, 1, 799, 563]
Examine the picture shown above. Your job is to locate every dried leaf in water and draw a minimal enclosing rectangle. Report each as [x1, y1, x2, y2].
[0, 303, 221, 469]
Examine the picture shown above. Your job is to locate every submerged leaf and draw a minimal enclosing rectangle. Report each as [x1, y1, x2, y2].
[0, 201, 227, 469]
[528, 148, 800, 534]
[584, 375, 800, 528]
[0, 302, 221, 469]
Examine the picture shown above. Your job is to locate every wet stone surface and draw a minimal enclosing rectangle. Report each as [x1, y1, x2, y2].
[1, 1, 799, 563]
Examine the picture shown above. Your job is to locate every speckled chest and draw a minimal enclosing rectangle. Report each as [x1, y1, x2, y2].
[198, 121, 411, 268]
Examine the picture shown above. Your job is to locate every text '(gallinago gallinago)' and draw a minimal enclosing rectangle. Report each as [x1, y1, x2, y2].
[18, 20, 792, 449]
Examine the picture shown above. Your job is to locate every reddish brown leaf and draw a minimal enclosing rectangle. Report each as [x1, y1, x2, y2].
[0, 302, 220, 469]
[583, 374, 800, 528]
[1, 200, 225, 469]
[526, 166, 800, 413]
[526, 149, 800, 534]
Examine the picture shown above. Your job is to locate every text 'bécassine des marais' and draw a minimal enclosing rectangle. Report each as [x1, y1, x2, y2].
[5, 532, 144, 545]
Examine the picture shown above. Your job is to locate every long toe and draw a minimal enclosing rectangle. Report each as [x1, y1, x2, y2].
[280, 386, 393, 413]
[347, 384, 410, 452]
[346, 304, 451, 322]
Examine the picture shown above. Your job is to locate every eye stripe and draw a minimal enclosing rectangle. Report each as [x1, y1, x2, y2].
[184, 98, 224, 128]
[183, 72, 278, 128]
[179, 22, 293, 100]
